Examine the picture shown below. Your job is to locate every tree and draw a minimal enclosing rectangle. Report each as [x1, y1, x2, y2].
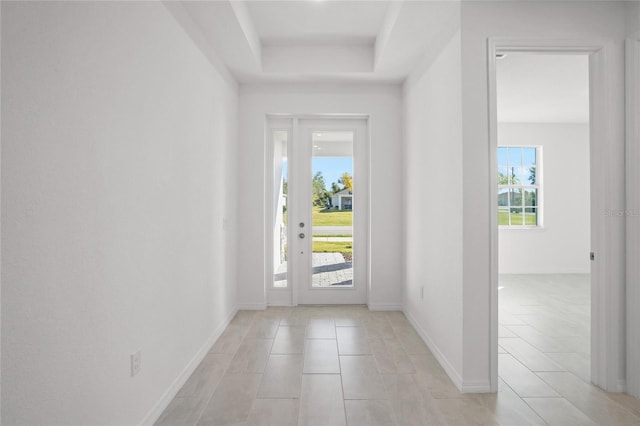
[331, 182, 341, 194]
[498, 167, 519, 185]
[312, 172, 330, 207]
[338, 172, 353, 193]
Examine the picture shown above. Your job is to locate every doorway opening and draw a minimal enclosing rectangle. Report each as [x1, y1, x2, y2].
[494, 53, 593, 396]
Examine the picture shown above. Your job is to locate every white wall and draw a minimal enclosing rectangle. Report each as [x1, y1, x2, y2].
[402, 30, 464, 386]
[499, 123, 590, 274]
[238, 84, 403, 310]
[460, 1, 627, 391]
[1, 2, 238, 424]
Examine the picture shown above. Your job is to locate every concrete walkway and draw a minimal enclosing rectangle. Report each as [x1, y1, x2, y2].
[272, 252, 353, 287]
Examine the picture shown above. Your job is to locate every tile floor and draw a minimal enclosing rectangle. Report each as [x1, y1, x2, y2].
[157, 276, 640, 425]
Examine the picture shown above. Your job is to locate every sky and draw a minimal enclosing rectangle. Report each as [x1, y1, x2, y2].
[282, 157, 353, 191]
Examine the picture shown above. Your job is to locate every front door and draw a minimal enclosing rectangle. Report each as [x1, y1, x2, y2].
[270, 117, 368, 305]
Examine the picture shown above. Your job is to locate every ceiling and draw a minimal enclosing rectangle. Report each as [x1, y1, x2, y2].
[178, 0, 461, 83]
[174, 1, 588, 124]
[497, 54, 590, 123]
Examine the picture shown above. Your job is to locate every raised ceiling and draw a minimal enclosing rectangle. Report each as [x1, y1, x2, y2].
[177, 0, 461, 83]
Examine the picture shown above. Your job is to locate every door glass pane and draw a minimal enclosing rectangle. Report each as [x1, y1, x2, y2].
[273, 130, 288, 288]
[311, 131, 354, 287]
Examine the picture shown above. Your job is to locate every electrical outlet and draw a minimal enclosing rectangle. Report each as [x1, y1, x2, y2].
[131, 350, 141, 377]
[420, 286, 424, 300]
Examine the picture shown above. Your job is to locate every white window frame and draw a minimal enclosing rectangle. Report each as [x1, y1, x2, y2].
[497, 145, 543, 229]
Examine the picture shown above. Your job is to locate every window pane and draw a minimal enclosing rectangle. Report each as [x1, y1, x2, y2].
[517, 166, 530, 185]
[498, 188, 509, 206]
[507, 147, 522, 165]
[509, 188, 522, 207]
[523, 147, 536, 166]
[498, 166, 509, 185]
[510, 208, 523, 226]
[527, 166, 537, 184]
[524, 207, 537, 226]
[498, 208, 509, 225]
[498, 147, 508, 166]
[524, 189, 537, 207]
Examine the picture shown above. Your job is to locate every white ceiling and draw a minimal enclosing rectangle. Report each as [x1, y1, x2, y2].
[497, 54, 590, 123]
[179, 0, 460, 83]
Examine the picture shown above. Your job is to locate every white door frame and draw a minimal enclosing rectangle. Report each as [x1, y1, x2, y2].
[264, 114, 370, 307]
[626, 33, 640, 398]
[488, 39, 626, 393]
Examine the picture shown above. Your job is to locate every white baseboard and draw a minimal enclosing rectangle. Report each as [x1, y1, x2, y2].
[237, 303, 267, 310]
[461, 380, 492, 393]
[403, 307, 464, 391]
[368, 303, 403, 311]
[140, 306, 239, 425]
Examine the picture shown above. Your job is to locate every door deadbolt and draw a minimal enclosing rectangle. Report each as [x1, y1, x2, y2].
[299, 233, 305, 239]
[299, 222, 305, 228]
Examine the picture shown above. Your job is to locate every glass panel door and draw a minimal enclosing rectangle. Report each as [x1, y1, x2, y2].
[296, 119, 367, 305]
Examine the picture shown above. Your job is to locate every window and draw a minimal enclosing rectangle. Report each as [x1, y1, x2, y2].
[498, 146, 540, 227]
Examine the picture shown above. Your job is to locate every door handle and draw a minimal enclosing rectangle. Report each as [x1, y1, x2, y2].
[299, 233, 305, 239]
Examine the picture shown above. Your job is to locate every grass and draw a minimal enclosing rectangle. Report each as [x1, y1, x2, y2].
[312, 241, 352, 254]
[499, 211, 537, 226]
[312, 206, 353, 226]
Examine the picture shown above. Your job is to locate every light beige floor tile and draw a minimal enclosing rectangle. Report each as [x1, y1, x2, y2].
[499, 325, 518, 338]
[381, 374, 420, 401]
[177, 353, 233, 398]
[389, 398, 443, 426]
[340, 355, 387, 400]
[228, 339, 273, 373]
[156, 396, 209, 426]
[246, 319, 280, 339]
[499, 354, 560, 398]
[197, 373, 262, 425]
[257, 354, 303, 398]
[271, 326, 306, 354]
[230, 310, 257, 327]
[246, 398, 298, 426]
[545, 352, 591, 383]
[306, 318, 336, 338]
[210, 328, 246, 354]
[344, 400, 397, 426]
[303, 339, 340, 373]
[478, 379, 546, 425]
[410, 354, 468, 399]
[499, 337, 564, 372]
[298, 374, 346, 426]
[336, 326, 371, 355]
[431, 397, 499, 425]
[606, 393, 640, 419]
[537, 371, 640, 425]
[370, 338, 414, 374]
[363, 318, 396, 339]
[524, 397, 597, 426]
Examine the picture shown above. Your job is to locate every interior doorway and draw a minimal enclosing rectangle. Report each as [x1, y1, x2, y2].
[493, 52, 593, 394]
[267, 117, 369, 306]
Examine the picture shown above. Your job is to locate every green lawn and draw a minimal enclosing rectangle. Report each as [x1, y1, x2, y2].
[312, 206, 353, 226]
[499, 211, 537, 226]
[312, 241, 352, 255]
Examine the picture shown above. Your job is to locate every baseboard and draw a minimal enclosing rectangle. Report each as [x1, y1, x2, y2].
[140, 306, 239, 425]
[368, 303, 403, 311]
[237, 303, 267, 310]
[403, 307, 464, 391]
[461, 380, 492, 393]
